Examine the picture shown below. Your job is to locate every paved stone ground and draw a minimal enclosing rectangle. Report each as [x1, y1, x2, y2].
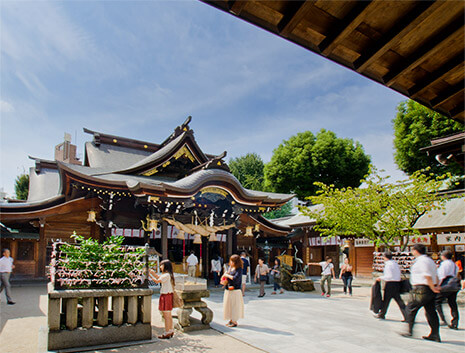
[1, 283, 464, 353]
[204, 283, 465, 353]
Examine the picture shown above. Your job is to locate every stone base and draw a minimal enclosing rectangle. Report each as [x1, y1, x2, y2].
[48, 323, 151, 351]
[291, 279, 315, 292]
[174, 316, 210, 332]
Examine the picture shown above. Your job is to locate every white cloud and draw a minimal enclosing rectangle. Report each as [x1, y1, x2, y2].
[0, 100, 15, 113]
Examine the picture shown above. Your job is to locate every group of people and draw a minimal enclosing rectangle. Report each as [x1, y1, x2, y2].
[374, 244, 460, 343]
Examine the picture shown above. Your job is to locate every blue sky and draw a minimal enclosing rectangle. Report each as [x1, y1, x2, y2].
[0, 0, 406, 197]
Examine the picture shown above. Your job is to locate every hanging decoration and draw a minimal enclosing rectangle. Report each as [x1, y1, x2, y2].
[87, 210, 97, 222]
[193, 234, 202, 244]
[141, 215, 158, 232]
[208, 233, 218, 242]
[245, 226, 254, 237]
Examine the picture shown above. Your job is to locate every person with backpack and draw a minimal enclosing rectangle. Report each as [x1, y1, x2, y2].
[308, 256, 336, 297]
[436, 250, 460, 330]
[254, 258, 270, 298]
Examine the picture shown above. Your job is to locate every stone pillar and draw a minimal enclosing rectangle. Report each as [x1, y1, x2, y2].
[82, 297, 94, 329]
[127, 296, 138, 324]
[161, 220, 168, 260]
[112, 296, 124, 326]
[48, 298, 61, 331]
[65, 298, 78, 330]
[141, 295, 152, 324]
[96, 297, 109, 327]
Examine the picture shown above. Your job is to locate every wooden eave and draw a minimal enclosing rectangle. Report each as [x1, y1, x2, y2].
[202, 0, 465, 122]
[58, 163, 293, 208]
[238, 213, 290, 237]
[83, 127, 160, 153]
[0, 197, 98, 222]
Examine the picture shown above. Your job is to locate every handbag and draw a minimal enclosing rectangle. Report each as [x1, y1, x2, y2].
[399, 279, 412, 294]
[440, 276, 461, 293]
[173, 290, 183, 308]
[220, 275, 229, 286]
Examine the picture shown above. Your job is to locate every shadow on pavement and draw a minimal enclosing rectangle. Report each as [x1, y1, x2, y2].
[0, 284, 46, 334]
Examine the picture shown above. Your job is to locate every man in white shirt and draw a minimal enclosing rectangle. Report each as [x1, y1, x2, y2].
[435, 250, 459, 329]
[0, 249, 15, 305]
[401, 244, 440, 342]
[308, 256, 336, 297]
[186, 251, 198, 277]
[375, 252, 406, 321]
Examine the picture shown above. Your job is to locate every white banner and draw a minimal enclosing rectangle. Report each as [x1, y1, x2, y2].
[354, 238, 374, 247]
[405, 235, 431, 246]
[437, 233, 465, 245]
[309, 236, 341, 247]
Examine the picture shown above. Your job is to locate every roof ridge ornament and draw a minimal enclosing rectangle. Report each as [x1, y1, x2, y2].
[160, 116, 193, 147]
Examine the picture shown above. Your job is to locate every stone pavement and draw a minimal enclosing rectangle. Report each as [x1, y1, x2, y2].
[1, 283, 464, 353]
[204, 284, 465, 353]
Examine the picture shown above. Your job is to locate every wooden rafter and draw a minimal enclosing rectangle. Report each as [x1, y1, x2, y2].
[450, 103, 465, 118]
[383, 17, 464, 87]
[409, 52, 464, 97]
[277, 1, 312, 37]
[228, 0, 246, 15]
[431, 81, 465, 108]
[354, 1, 441, 73]
[319, 0, 374, 56]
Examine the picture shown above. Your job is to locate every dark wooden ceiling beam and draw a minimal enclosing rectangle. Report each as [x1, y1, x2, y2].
[431, 81, 465, 108]
[228, 0, 246, 16]
[354, 1, 441, 73]
[409, 52, 465, 97]
[450, 102, 465, 118]
[277, 1, 312, 37]
[319, 0, 374, 56]
[383, 17, 464, 87]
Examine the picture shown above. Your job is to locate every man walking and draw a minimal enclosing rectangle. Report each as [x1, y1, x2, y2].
[401, 244, 440, 342]
[436, 250, 459, 330]
[308, 256, 335, 297]
[240, 252, 250, 296]
[375, 252, 406, 321]
[0, 249, 15, 305]
[186, 250, 198, 277]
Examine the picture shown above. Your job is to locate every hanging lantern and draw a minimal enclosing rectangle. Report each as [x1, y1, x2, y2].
[245, 226, 253, 237]
[209, 233, 218, 242]
[193, 234, 202, 244]
[176, 230, 185, 240]
[254, 224, 260, 232]
[148, 219, 158, 232]
[87, 210, 97, 222]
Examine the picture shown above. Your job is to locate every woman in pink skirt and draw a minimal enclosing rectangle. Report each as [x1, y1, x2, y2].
[151, 259, 175, 339]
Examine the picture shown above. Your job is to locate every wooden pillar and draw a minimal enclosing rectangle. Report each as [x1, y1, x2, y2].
[161, 220, 168, 260]
[232, 229, 238, 254]
[36, 224, 47, 277]
[201, 234, 208, 278]
[227, 229, 233, 258]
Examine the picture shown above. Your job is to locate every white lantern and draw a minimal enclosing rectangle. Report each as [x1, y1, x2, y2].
[193, 234, 202, 244]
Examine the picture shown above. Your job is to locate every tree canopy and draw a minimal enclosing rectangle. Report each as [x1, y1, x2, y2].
[393, 100, 463, 177]
[14, 173, 29, 200]
[301, 167, 455, 249]
[229, 153, 265, 191]
[264, 129, 371, 199]
[262, 201, 293, 219]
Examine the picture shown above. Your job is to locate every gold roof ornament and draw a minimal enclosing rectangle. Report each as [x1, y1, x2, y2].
[141, 215, 158, 232]
[87, 210, 97, 222]
[245, 226, 253, 237]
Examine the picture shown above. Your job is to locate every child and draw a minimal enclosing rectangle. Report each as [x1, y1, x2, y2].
[150, 259, 175, 339]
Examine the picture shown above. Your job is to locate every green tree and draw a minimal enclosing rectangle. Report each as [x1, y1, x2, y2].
[14, 173, 29, 200]
[264, 129, 370, 199]
[301, 167, 455, 250]
[393, 100, 463, 177]
[262, 201, 293, 219]
[229, 153, 264, 191]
